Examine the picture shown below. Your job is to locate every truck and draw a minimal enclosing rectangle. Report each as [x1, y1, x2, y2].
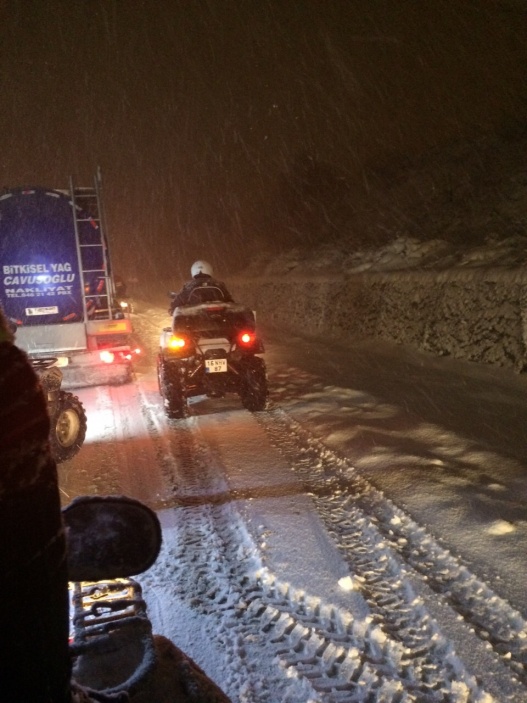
[0, 170, 140, 385]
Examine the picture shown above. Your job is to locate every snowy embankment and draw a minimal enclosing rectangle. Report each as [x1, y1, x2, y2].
[230, 236, 527, 373]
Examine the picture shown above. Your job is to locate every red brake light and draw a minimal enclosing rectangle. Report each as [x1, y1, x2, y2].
[238, 331, 256, 346]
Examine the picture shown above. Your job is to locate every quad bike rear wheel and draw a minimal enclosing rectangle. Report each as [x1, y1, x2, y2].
[239, 356, 268, 412]
[50, 391, 87, 463]
[157, 355, 188, 419]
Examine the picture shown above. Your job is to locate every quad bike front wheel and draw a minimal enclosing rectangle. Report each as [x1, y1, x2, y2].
[50, 391, 88, 463]
[239, 356, 268, 412]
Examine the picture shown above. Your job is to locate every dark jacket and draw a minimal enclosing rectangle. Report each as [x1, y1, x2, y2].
[0, 338, 71, 702]
[169, 274, 234, 314]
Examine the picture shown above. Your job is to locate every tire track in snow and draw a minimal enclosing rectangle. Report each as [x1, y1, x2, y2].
[256, 405, 527, 698]
[142, 404, 419, 701]
[138, 411, 319, 702]
[140, 399, 501, 702]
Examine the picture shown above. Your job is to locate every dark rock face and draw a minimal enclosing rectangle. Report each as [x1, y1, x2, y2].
[233, 267, 527, 373]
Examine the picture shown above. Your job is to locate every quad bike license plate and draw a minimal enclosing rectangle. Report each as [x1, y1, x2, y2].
[205, 358, 227, 373]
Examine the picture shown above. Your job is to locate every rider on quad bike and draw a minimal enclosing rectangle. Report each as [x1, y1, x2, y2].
[168, 260, 234, 315]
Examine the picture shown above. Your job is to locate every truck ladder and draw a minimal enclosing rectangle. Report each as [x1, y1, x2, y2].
[69, 169, 116, 320]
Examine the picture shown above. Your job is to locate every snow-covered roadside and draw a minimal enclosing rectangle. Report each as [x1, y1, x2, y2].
[132, 300, 527, 702]
[260, 328, 527, 619]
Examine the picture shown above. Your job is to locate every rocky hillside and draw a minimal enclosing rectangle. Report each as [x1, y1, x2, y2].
[232, 127, 527, 373]
[245, 127, 527, 277]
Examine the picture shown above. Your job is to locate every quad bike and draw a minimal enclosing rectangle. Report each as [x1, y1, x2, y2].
[65, 496, 160, 698]
[32, 357, 88, 463]
[65, 495, 231, 701]
[7, 315, 87, 462]
[157, 301, 268, 419]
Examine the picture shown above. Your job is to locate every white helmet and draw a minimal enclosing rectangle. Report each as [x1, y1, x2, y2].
[191, 260, 213, 278]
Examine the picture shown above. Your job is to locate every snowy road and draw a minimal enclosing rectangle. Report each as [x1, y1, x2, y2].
[60, 300, 527, 702]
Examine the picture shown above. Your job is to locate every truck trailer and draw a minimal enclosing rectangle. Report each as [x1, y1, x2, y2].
[0, 171, 139, 385]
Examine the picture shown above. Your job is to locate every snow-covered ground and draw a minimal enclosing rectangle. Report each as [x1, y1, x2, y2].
[118, 264, 527, 702]
[61, 234, 527, 701]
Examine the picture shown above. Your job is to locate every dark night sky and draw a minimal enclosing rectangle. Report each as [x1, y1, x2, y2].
[1, 0, 526, 281]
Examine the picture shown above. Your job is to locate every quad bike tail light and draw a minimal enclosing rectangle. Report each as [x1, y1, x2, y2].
[237, 331, 257, 347]
[169, 334, 187, 349]
[236, 329, 264, 355]
[167, 334, 195, 355]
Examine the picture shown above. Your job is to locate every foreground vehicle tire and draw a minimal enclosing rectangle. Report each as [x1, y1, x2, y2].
[158, 355, 188, 419]
[239, 356, 268, 411]
[49, 391, 87, 463]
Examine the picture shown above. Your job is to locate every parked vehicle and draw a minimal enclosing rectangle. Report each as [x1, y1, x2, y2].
[0, 170, 140, 385]
[157, 300, 268, 418]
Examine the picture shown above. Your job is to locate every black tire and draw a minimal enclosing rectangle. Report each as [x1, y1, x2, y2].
[49, 391, 87, 463]
[239, 356, 268, 412]
[158, 355, 188, 419]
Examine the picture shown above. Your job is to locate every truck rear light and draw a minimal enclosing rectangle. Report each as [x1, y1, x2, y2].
[99, 348, 140, 364]
[100, 350, 115, 364]
[122, 348, 141, 361]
